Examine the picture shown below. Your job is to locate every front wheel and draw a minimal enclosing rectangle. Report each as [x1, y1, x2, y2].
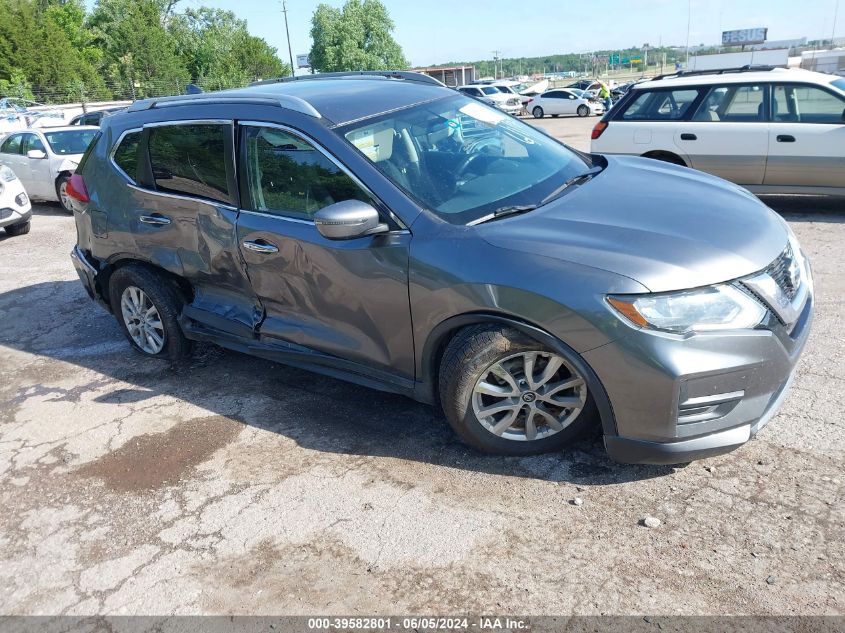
[108, 265, 192, 361]
[439, 326, 597, 455]
[56, 175, 72, 213]
[577, 105, 590, 117]
[532, 106, 544, 119]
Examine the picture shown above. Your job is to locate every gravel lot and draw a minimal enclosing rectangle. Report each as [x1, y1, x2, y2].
[0, 117, 843, 616]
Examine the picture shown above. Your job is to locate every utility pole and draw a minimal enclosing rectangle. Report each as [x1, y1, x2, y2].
[833, 0, 840, 46]
[685, 0, 692, 67]
[492, 50, 502, 79]
[282, 0, 296, 77]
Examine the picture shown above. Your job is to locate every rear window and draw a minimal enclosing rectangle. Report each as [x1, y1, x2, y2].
[112, 131, 141, 182]
[148, 124, 232, 205]
[44, 129, 98, 155]
[621, 88, 702, 121]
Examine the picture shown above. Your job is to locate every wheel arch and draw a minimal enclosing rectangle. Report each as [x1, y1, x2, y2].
[641, 150, 688, 167]
[96, 255, 193, 310]
[420, 312, 617, 436]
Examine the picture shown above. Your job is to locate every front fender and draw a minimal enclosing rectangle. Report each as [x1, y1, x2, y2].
[57, 158, 79, 174]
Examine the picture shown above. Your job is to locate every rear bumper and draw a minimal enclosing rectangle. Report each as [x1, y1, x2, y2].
[71, 246, 110, 312]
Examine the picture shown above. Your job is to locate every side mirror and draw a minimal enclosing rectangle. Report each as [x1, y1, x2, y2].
[314, 200, 388, 240]
[26, 149, 47, 160]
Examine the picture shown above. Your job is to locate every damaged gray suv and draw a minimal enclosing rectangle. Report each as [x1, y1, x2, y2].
[69, 71, 813, 465]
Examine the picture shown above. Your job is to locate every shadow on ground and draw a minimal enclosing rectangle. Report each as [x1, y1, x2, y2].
[0, 280, 680, 485]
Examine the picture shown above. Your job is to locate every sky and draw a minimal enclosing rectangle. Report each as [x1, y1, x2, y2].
[92, 0, 842, 69]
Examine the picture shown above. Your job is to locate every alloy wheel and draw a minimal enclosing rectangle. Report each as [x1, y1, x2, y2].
[120, 286, 166, 354]
[471, 351, 587, 442]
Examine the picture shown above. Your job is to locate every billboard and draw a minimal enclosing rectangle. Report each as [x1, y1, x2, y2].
[722, 28, 768, 46]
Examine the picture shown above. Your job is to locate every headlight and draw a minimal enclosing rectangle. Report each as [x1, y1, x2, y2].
[607, 284, 767, 334]
[0, 165, 16, 182]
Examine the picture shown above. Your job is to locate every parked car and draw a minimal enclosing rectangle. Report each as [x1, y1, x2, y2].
[69, 107, 126, 127]
[0, 126, 99, 212]
[527, 89, 605, 118]
[488, 81, 533, 106]
[0, 165, 32, 236]
[69, 71, 812, 465]
[457, 85, 523, 115]
[591, 66, 845, 196]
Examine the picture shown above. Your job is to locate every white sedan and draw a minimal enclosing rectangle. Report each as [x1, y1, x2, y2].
[0, 126, 98, 212]
[0, 165, 32, 237]
[527, 89, 605, 119]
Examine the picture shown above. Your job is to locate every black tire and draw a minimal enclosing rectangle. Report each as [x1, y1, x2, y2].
[108, 264, 192, 361]
[577, 105, 590, 117]
[551, 114, 560, 118]
[438, 325, 598, 456]
[5, 220, 30, 236]
[56, 174, 72, 213]
[532, 106, 544, 119]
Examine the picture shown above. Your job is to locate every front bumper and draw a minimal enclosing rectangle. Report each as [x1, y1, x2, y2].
[586, 286, 813, 465]
[495, 103, 524, 115]
[0, 206, 31, 229]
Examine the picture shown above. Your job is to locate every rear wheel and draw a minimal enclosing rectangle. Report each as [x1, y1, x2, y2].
[532, 106, 544, 119]
[108, 265, 192, 361]
[56, 175, 72, 213]
[4, 220, 30, 236]
[577, 105, 590, 117]
[439, 326, 597, 455]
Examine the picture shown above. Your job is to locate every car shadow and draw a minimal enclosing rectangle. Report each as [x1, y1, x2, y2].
[763, 195, 845, 222]
[0, 280, 678, 485]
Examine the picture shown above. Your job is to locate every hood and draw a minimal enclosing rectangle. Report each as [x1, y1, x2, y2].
[479, 156, 789, 293]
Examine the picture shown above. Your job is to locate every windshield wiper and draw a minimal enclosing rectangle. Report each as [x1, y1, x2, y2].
[539, 166, 604, 206]
[470, 204, 538, 226]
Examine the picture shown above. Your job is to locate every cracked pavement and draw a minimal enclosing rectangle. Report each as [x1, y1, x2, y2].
[0, 193, 843, 616]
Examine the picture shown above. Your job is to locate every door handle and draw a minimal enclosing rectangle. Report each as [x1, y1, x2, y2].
[680, 133, 697, 141]
[242, 239, 279, 254]
[777, 135, 796, 143]
[139, 214, 171, 226]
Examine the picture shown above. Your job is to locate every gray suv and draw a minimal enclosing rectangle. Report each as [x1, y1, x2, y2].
[68, 71, 813, 465]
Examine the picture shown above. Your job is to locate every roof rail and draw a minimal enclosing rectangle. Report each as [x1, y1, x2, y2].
[125, 92, 321, 118]
[251, 70, 446, 88]
[649, 65, 778, 82]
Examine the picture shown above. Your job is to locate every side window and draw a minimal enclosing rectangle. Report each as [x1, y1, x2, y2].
[147, 124, 232, 205]
[112, 131, 142, 182]
[241, 125, 373, 220]
[693, 85, 765, 122]
[621, 89, 702, 121]
[1, 134, 23, 154]
[773, 84, 845, 124]
[23, 135, 46, 153]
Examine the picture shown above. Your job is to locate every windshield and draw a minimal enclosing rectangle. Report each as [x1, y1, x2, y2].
[481, 86, 501, 95]
[341, 95, 595, 225]
[44, 129, 98, 155]
[494, 86, 516, 94]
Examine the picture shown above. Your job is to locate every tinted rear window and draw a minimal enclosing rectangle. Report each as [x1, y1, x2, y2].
[112, 131, 140, 182]
[148, 124, 232, 205]
[621, 88, 703, 120]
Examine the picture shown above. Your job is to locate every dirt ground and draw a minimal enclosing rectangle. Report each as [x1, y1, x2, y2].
[0, 119, 843, 616]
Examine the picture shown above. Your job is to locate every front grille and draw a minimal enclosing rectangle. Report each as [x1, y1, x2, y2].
[0, 208, 12, 220]
[764, 244, 801, 301]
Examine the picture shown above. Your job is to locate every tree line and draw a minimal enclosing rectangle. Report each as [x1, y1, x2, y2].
[0, 0, 289, 104]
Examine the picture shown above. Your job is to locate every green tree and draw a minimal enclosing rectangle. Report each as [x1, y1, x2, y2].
[309, 0, 408, 73]
[168, 7, 286, 89]
[88, 0, 190, 98]
[0, 69, 35, 101]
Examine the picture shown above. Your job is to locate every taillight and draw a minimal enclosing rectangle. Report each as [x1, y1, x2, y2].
[591, 121, 608, 140]
[66, 173, 89, 203]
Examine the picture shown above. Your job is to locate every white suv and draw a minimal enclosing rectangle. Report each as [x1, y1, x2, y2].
[457, 85, 523, 116]
[591, 67, 845, 195]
